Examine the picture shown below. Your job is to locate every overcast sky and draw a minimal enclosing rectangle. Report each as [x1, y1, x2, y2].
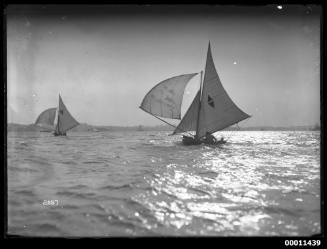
[6, 5, 320, 127]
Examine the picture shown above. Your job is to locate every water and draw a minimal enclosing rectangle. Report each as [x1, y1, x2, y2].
[7, 131, 320, 237]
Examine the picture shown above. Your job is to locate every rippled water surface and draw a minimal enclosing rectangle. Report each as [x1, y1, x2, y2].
[7, 131, 320, 236]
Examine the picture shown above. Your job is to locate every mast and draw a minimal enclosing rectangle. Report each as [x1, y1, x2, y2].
[55, 108, 60, 135]
[57, 115, 60, 134]
[195, 70, 203, 140]
[57, 94, 61, 134]
[55, 96, 60, 135]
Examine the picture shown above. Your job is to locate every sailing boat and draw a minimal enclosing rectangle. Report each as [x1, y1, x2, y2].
[140, 42, 251, 145]
[35, 94, 79, 136]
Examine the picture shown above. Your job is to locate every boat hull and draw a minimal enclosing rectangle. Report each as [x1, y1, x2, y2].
[182, 135, 227, 146]
[53, 132, 67, 136]
[182, 136, 202, 145]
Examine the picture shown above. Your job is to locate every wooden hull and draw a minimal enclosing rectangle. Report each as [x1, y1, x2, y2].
[182, 136, 202, 146]
[53, 132, 66, 136]
[182, 135, 227, 146]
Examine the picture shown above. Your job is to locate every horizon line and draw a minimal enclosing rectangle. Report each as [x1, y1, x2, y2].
[7, 122, 320, 128]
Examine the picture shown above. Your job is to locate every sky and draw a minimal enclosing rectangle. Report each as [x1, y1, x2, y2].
[6, 5, 320, 127]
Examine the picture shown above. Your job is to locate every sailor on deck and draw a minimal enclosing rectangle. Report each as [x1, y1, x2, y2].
[204, 132, 217, 144]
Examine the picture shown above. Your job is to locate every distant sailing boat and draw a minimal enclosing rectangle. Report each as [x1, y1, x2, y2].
[35, 94, 79, 136]
[140, 43, 251, 145]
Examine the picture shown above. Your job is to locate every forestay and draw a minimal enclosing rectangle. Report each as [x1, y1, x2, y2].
[140, 73, 198, 119]
[173, 90, 201, 134]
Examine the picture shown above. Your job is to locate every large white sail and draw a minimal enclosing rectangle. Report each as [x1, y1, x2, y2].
[140, 73, 198, 119]
[197, 43, 250, 138]
[56, 95, 79, 133]
[35, 107, 57, 130]
[173, 90, 200, 134]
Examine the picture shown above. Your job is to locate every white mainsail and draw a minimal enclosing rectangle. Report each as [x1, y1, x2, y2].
[196, 43, 250, 139]
[56, 95, 79, 134]
[140, 73, 198, 119]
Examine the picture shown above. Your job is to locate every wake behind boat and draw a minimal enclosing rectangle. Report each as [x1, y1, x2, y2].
[140, 42, 251, 145]
[35, 94, 79, 136]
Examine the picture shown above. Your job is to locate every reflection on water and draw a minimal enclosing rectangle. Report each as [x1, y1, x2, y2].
[7, 131, 320, 236]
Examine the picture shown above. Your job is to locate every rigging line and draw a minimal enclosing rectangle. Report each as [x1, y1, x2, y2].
[225, 123, 240, 140]
[225, 127, 233, 140]
[139, 106, 194, 137]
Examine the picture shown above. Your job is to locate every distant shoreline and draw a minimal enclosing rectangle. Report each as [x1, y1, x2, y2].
[7, 123, 320, 132]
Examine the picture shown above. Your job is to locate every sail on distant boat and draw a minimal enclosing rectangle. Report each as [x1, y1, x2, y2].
[34, 107, 57, 132]
[140, 42, 251, 145]
[35, 94, 79, 136]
